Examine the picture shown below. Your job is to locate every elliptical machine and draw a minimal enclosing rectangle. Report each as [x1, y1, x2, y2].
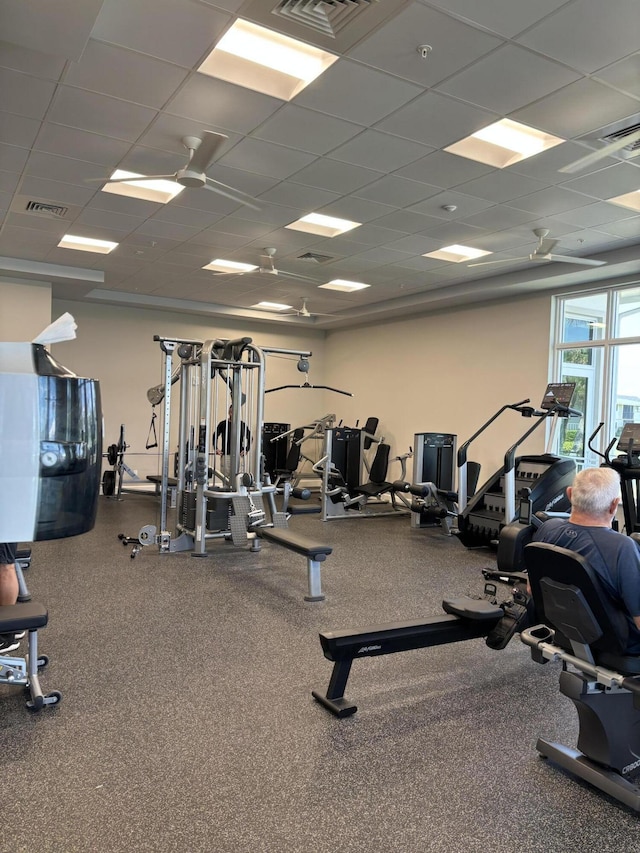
[589, 420, 640, 535]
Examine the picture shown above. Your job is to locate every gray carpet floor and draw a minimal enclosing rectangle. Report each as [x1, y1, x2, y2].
[2, 493, 638, 852]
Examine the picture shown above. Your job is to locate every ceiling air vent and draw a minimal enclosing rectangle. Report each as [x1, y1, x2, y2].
[25, 200, 69, 218]
[600, 122, 640, 154]
[297, 251, 335, 263]
[272, 0, 379, 38]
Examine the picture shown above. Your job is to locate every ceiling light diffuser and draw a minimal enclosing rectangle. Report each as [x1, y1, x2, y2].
[424, 245, 491, 263]
[286, 213, 361, 238]
[444, 119, 564, 168]
[101, 170, 184, 204]
[607, 190, 640, 213]
[57, 234, 118, 254]
[198, 19, 338, 101]
[203, 259, 259, 273]
[252, 301, 292, 311]
[319, 279, 370, 292]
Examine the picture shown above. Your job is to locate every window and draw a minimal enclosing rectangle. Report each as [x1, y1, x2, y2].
[553, 286, 640, 468]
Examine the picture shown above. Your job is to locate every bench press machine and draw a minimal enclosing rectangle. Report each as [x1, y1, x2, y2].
[0, 602, 60, 710]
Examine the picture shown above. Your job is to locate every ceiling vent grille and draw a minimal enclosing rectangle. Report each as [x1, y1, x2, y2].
[272, 0, 379, 38]
[24, 200, 69, 218]
[601, 122, 640, 153]
[297, 251, 335, 263]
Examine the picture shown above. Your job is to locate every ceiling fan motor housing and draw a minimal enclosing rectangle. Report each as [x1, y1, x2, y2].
[176, 167, 207, 188]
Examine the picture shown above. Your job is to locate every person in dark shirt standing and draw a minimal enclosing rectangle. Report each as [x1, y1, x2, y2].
[214, 405, 251, 484]
[533, 466, 640, 652]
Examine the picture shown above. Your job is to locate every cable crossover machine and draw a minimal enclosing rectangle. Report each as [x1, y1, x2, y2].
[127, 335, 334, 601]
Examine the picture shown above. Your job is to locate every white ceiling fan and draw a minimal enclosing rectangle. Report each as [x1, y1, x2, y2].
[280, 298, 337, 318]
[211, 248, 320, 282]
[468, 228, 607, 268]
[87, 131, 260, 209]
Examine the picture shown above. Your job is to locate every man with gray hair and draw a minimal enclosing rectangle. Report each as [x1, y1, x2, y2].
[533, 466, 640, 653]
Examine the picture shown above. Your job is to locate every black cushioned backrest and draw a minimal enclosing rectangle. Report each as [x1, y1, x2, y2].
[524, 542, 629, 657]
[369, 443, 390, 484]
[466, 461, 481, 497]
[284, 428, 304, 471]
[362, 417, 379, 451]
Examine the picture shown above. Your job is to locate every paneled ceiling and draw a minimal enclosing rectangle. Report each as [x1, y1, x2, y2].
[0, 0, 639, 328]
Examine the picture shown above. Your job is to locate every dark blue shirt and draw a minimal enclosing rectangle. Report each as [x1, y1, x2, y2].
[533, 518, 640, 653]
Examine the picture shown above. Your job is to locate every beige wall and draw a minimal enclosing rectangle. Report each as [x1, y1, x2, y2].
[323, 294, 553, 480]
[43, 293, 554, 483]
[0, 278, 52, 340]
[50, 299, 328, 478]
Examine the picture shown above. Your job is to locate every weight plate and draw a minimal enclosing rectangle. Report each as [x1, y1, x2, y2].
[102, 470, 116, 496]
[106, 443, 118, 466]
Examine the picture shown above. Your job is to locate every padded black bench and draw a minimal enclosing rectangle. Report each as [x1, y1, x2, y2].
[0, 601, 60, 710]
[312, 597, 504, 717]
[254, 527, 332, 602]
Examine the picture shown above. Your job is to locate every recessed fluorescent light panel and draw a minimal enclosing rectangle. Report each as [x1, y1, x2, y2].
[319, 279, 370, 292]
[198, 19, 338, 101]
[444, 119, 564, 168]
[101, 170, 184, 204]
[286, 213, 361, 238]
[424, 245, 491, 263]
[203, 259, 259, 273]
[607, 190, 640, 213]
[252, 301, 292, 311]
[57, 234, 118, 254]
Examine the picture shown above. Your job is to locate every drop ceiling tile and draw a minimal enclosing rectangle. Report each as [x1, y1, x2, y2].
[93, 0, 230, 67]
[0, 40, 67, 79]
[5, 213, 69, 236]
[253, 106, 363, 156]
[376, 91, 497, 149]
[206, 217, 274, 239]
[329, 130, 430, 172]
[217, 138, 316, 179]
[407, 190, 494, 219]
[508, 141, 606, 183]
[512, 79, 640, 139]
[0, 143, 28, 174]
[415, 221, 489, 244]
[594, 54, 640, 99]
[0, 0, 103, 62]
[456, 171, 548, 203]
[372, 209, 441, 233]
[562, 163, 640, 201]
[63, 41, 189, 108]
[348, 3, 502, 86]
[0, 171, 19, 194]
[237, 203, 306, 228]
[151, 205, 221, 228]
[33, 124, 132, 167]
[118, 145, 193, 177]
[294, 59, 423, 126]
[289, 159, 382, 194]
[186, 231, 251, 250]
[508, 186, 595, 216]
[20, 175, 95, 206]
[384, 234, 434, 254]
[0, 68, 56, 120]
[166, 75, 282, 133]
[48, 88, 158, 142]
[461, 205, 538, 231]
[517, 0, 640, 74]
[355, 174, 442, 207]
[73, 207, 148, 233]
[24, 151, 108, 187]
[170, 188, 244, 217]
[394, 150, 493, 189]
[319, 196, 397, 223]
[339, 223, 408, 246]
[134, 220, 203, 241]
[436, 44, 580, 115]
[0, 112, 41, 148]
[87, 191, 162, 218]
[555, 201, 637, 229]
[256, 182, 340, 211]
[596, 217, 640, 239]
[424, 0, 569, 38]
[350, 246, 414, 265]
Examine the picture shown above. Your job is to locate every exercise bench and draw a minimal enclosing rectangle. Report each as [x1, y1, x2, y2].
[254, 526, 332, 602]
[0, 601, 61, 710]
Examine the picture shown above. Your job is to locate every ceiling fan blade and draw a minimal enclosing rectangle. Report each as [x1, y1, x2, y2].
[206, 177, 261, 207]
[559, 128, 640, 174]
[275, 270, 321, 283]
[546, 253, 607, 267]
[538, 238, 559, 254]
[188, 131, 228, 173]
[202, 182, 260, 210]
[467, 257, 527, 267]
